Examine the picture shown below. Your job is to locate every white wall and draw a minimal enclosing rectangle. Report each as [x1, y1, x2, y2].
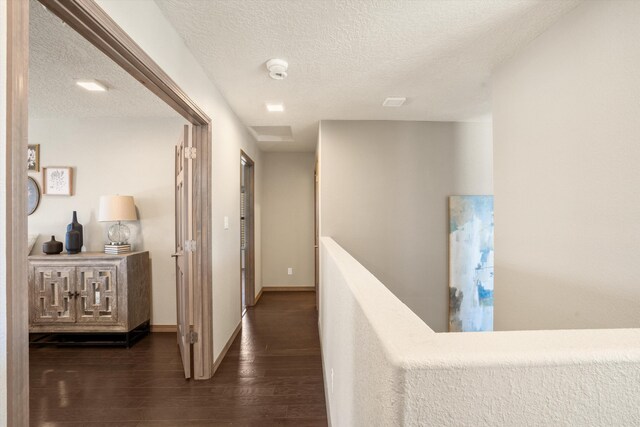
[319, 120, 492, 331]
[262, 152, 315, 287]
[321, 237, 640, 426]
[493, 0, 640, 330]
[0, 0, 8, 422]
[95, 0, 262, 360]
[27, 117, 185, 326]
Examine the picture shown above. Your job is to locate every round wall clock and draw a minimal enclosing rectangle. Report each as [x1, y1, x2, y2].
[27, 176, 40, 216]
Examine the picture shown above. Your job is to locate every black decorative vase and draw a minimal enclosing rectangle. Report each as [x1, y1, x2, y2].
[42, 235, 63, 255]
[65, 211, 83, 254]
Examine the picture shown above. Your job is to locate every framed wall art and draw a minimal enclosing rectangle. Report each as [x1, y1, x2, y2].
[27, 144, 40, 171]
[449, 195, 494, 332]
[43, 167, 73, 196]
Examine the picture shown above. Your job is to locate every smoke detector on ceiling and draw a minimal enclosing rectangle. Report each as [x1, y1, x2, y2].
[266, 59, 288, 80]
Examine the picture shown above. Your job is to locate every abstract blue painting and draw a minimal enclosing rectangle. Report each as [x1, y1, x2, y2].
[449, 195, 494, 332]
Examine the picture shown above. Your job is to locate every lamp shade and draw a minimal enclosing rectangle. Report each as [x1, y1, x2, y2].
[98, 195, 137, 222]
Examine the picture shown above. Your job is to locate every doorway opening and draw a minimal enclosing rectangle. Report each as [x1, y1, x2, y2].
[6, 0, 215, 423]
[241, 150, 256, 313]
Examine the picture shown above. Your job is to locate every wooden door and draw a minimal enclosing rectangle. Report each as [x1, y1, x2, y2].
[174, 125, 193, 378]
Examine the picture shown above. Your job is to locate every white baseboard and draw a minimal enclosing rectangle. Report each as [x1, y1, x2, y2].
[262, 286, 315, 292]
[150, 324, 177, 333]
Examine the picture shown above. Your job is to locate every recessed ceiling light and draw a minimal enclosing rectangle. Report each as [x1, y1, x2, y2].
[75, 79, 107, 92]
[266, 103, 284, 112]
[383, 97, 406, 107]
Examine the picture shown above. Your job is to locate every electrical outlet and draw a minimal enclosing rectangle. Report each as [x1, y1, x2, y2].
[287, 267, 293, 275]
[224, 216, 229, 230]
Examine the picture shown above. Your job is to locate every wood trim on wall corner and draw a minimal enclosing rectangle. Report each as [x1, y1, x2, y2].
[262, 286, 316, 292]
[213, 322, 242, 374]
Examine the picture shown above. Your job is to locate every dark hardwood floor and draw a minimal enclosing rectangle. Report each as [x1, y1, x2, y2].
[29, 291, 327, 426]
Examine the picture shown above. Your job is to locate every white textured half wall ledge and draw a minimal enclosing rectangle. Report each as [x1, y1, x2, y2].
[319, 237, 640, 426]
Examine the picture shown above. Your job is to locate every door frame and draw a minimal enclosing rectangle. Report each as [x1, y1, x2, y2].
[240, 150, 256, 307]
[5, 0, 30, 424]
[5, 0, 214, 423]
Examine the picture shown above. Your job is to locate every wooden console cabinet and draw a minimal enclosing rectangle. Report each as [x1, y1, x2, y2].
[28, 252, 150, 338]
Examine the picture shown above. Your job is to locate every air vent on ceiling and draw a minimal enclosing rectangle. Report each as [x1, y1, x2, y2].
[248, 126, 294, 143]
[383, 97, 406, 107]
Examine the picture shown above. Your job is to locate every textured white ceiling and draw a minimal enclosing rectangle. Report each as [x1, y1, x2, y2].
[156, 0, 580, 152]
[29, 0, 177, 119]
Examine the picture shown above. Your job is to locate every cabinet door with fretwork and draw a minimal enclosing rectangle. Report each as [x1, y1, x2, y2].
[32, 266, 77, 324]
[76, 266, 118, 324]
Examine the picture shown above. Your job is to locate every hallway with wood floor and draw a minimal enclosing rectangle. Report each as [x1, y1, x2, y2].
[29, 291, 327, 426]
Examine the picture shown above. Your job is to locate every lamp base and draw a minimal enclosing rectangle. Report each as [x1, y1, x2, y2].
[108, 222, 130, 246]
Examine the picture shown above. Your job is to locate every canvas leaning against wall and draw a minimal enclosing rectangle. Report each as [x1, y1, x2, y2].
[449, 195, 494, 332]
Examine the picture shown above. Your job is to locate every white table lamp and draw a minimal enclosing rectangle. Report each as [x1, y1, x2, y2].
[98, 195, 137, 245]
